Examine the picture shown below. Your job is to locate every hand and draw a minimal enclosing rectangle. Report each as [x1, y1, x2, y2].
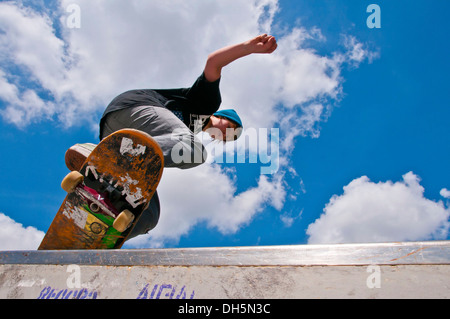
[245, 34, 278, 54]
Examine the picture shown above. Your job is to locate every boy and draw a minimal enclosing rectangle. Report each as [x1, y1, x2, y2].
[70, 34, 277, 239]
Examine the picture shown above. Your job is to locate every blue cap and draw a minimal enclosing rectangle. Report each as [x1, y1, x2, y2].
[213, 109, 243, 128]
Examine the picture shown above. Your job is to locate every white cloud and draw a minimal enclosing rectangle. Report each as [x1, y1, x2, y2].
[440, 188, 450, 199]
[126, 163, 286, 248]
[0, 0, 370, 133]
[0, 3, 60, 127]
[280, 209, 303, 228]
[306, 172, 450, 244]
[0, 213, 45, 250]
[341, 35, 379, 67]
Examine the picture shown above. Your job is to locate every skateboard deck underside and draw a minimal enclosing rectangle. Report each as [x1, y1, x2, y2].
[39, 129, 163, 250]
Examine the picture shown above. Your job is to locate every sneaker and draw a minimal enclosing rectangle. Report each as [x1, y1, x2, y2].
[65, 143, 97, 171]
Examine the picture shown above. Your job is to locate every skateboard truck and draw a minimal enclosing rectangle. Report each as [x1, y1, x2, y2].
[61, 171, 135, 233]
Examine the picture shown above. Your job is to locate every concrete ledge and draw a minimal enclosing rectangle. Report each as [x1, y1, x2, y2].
[1, 241, 449, 299]
[1, 241, 450, 266]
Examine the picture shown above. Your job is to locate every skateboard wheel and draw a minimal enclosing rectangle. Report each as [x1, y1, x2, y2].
[112, 209, 135, 233]
[89, 202, 100, 213]
[61, 171, 84, 193]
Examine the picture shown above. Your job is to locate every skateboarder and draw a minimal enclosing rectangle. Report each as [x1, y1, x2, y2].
[98, 34, 278, 240]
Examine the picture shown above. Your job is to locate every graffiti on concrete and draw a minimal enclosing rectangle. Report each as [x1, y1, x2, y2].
[37, 286, 98, 299]
[137, 283, 195, 299]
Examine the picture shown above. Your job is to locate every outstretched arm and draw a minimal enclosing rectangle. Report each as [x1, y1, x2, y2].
[204, 34, 277, 82]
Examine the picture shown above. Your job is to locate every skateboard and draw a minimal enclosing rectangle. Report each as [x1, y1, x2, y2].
[38, 129, 164, 250]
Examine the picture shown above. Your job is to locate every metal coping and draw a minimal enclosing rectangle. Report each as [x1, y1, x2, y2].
[0, 241, 449, 267]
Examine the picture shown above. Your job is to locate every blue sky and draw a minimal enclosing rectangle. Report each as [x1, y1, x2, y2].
[0, 0, 449, 250]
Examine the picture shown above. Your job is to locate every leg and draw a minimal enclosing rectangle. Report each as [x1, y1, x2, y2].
[127, 190, 160, 240]
[101, 105, 207, 169]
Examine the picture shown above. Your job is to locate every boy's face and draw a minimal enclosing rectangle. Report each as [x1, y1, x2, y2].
[209, 115, 238, 141]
